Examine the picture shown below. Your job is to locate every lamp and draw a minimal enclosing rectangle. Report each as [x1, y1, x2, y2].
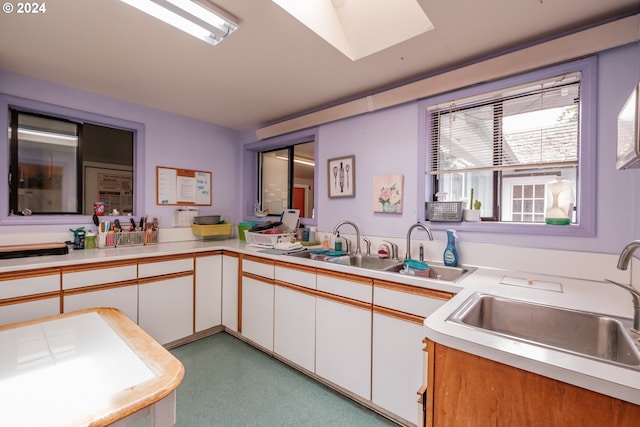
[121, 0, 238, 46]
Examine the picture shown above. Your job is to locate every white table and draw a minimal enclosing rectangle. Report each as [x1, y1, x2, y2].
[0, 308, 184, 426]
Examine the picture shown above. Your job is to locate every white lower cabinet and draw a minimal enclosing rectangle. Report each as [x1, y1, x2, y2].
[316, 295, 372, 399]
[372, 280, 454, 425]
[221, 253, 239, 331]
[195, 252, 222, 332]
[241, 274, 274, 350]
[372, 312, 426, 425]
[64, 284, 138, 322]
[274, 284, 316, 371]
[0, 297, 60, 325]
[138, 274, 194, 345]
[0, 267, 61, 325]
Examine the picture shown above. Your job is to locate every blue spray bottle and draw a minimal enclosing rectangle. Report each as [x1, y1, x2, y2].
[443, 229, 459, 267]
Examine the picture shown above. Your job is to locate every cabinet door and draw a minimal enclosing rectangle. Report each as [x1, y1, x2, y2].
[241, 275, 274, 351]
[64, 285, 138, 323]
[372, 311, 426, 425]
[222, 254, 239, 331]
[195, 253, 222, 332]
[0, 297, 60, 326]
[274, 284, 315, 371]
[315, 295, 371, 399]
[138, 274, 194, 345]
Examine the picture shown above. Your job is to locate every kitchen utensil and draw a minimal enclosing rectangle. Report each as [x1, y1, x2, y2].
[92, 214, 100, 227]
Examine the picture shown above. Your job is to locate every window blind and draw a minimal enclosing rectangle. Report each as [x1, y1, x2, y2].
[428, 76, 580, 175]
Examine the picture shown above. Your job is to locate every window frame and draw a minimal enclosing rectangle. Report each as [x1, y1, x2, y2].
[243, 128, 318, 225]
[0, 94, 145, 226]
[417, 57, 596, 236]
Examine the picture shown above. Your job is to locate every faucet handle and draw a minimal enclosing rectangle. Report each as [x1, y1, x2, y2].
[383, 240, 399, 260]
[362, 237, 371, 256]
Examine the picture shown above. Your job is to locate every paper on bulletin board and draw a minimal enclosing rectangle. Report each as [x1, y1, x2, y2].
[156, 166, 212, 206]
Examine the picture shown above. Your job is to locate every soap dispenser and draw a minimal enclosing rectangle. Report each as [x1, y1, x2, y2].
[443, 229, 459, 267]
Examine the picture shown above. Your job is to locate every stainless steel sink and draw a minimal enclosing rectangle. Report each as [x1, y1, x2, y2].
[286, 251, 403, 271]
[386, 262, 476, 283]
[448, 293, 640, 368]
[286, 250, 474, 282]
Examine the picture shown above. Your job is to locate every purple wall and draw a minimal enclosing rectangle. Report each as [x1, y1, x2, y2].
[0, 69, 243, 232]
[311, 42, 640, 254]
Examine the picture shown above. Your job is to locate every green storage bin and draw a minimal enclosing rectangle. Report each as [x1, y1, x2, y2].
[238, 222, 258, 241]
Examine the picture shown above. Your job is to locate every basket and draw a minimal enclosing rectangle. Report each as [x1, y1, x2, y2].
[244, 230, 296, 248]
[97, 230, 159, 248]
[191, 224, 233, 241]
[426, 201, 464, 222]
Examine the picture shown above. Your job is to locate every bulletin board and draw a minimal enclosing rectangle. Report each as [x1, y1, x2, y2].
[156, 166, 211, 206]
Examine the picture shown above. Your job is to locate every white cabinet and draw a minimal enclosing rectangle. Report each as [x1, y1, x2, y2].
[61, 260, 138, 322]
[64, 285, 138, 322]
[241, 255, 274, 350]
[0, 267, 60, 325]
[221, 253, 239, 332]
[138, 255, 194, 345]
[274, 262, 316, 371]
[195, 252, 222, 332]
[316, 271, 372, 399]
[372, 280, 453, 425]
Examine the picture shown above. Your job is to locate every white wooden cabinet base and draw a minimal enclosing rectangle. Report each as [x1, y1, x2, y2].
[372, 312, 426, 425]
[274, 284, 315, 372]
[195, 253, 222, 332]
[138, 274, 194, 345]
[64, 285, 138, 323]
[315, 296, 372, 399]
[241, 275, 274, 351]
[222, 254, 239, 331]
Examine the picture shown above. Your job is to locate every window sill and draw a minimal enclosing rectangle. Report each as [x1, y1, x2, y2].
[425, 220, 594, 237]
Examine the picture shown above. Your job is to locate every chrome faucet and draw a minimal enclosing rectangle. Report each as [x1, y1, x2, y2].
[406, 222, 433, 260]
[332, 221, 361, 254]
[362, 237, 372, 256]
[605, 240, 640, 334]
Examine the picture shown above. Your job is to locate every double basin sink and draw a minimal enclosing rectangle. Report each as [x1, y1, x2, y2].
[448, 292, 640, 369]
[286, 250, 476, 283]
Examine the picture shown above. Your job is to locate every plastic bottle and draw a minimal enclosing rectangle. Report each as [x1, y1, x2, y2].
[443, 229, 459, 267]
[322, 235, 330, 249]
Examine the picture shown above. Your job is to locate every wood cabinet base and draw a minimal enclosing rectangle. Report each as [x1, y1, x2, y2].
[431, 343, 640, 427]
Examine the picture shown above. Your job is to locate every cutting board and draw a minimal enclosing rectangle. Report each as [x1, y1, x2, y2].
[280, 209, 300, 232]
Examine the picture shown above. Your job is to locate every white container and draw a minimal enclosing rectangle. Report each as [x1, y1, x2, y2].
[545, 178, 574, 225]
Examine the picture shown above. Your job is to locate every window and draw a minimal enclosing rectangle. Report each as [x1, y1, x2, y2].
[1, 94, 144, 224]
[258, 141, 315, 218]
[243, 129, 318, 223]
[420, 58, 596, 236]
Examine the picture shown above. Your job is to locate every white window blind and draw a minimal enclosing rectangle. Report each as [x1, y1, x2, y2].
[428, 74, 580, 175]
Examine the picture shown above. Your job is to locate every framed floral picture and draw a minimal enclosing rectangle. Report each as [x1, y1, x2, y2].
[373, 174, 404, 213]
[328, 155, 355, 198]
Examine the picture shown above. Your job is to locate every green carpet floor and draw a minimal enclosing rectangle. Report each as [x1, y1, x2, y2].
[159, 332, 398, 426]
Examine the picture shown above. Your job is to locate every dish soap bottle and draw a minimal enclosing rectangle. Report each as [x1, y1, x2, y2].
[443, 229, 459, 267]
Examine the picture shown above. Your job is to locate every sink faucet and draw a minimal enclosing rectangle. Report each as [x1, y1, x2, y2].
[406, 222, 433, 260]
[605, 240, 640, 334]
[362, 237, 372, 256]
[332, 221, 361, 254]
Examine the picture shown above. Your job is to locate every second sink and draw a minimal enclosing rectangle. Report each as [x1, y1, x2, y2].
[447, 292, 640, 368]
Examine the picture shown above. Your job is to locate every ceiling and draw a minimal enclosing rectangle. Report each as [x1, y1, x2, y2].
[0, 1, 638, 132]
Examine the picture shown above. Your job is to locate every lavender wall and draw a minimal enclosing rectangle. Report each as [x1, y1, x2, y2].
[0, 70, 243, 233]
[313, 42, 640, 254]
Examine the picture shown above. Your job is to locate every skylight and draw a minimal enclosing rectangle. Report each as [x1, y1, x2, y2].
[272, 0, 434, 61]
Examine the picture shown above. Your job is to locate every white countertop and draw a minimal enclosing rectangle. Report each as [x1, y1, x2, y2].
[1, 237, 638, 405]
[423, 266, 640, 405]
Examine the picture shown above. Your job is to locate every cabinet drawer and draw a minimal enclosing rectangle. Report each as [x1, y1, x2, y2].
[374, 281, 453, 318]
[62, 262, 137, 290]
[138, 256, 194, 278]
[0, 268, 60, 299]
[275, 263, 316, 290]
[317, 271, 372, 303]
[242, 257, 274, 279]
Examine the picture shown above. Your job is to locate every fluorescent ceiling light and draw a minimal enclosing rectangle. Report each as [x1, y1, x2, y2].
[274, 154, 315, 166]
[9, 128, 79, 147]
[272, 0, 434, 60]
[121, 0, 238, 46]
